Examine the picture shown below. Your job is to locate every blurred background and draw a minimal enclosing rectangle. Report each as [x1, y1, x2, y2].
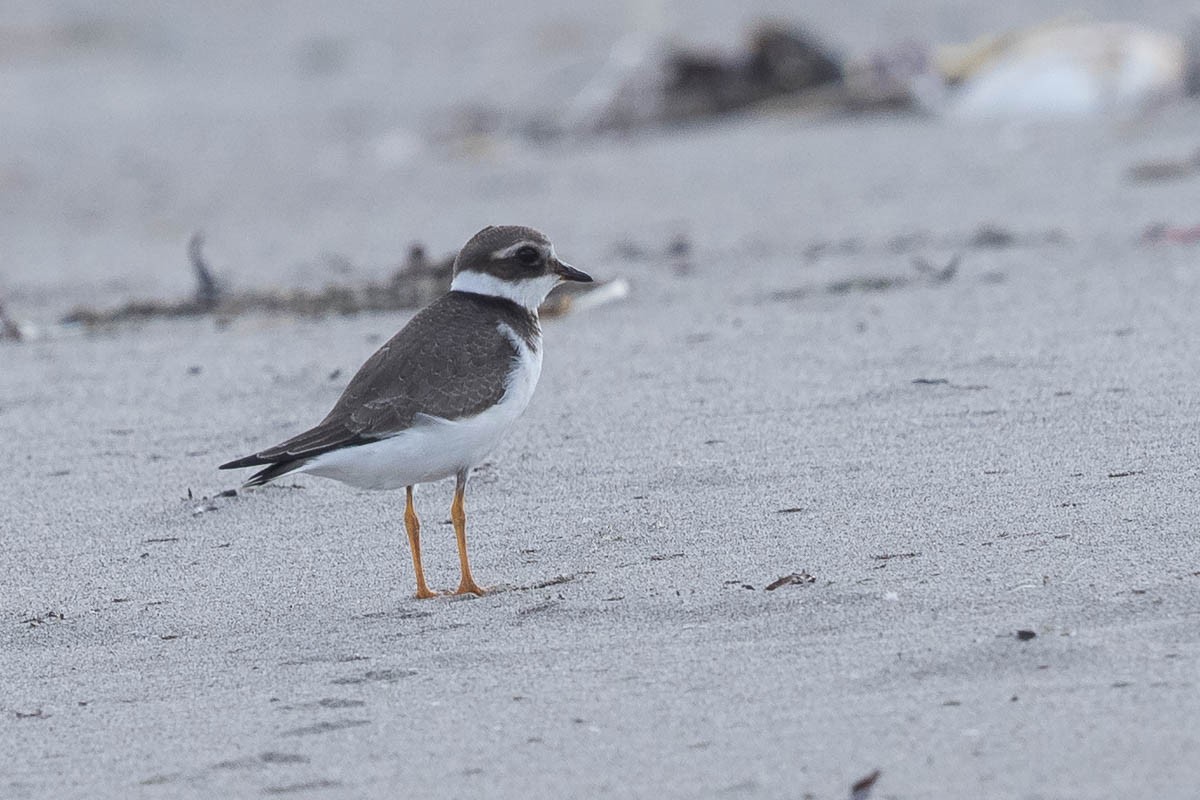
[5, 6, 1200, 797]
[2, 0, 1199, 321]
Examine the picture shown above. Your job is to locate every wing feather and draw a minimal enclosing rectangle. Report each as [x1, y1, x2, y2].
[220, 293, 528, 471]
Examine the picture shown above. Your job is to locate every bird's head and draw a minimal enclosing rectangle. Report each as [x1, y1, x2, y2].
[450, 225, 591, 311]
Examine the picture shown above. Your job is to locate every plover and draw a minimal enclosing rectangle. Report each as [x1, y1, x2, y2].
[220, 226, 591, 598]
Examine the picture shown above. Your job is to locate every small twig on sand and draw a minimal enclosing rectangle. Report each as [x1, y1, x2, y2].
[188, 232, 223, 310]
[0, 298, 23, 341]
[911, 254, 960, 283]
[764, 571, 816, 590]
[850, 769, 881, 800]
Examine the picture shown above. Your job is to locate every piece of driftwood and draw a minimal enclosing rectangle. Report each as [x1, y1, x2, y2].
[62, 235, 453, 326]
[61, 233, 624, 327]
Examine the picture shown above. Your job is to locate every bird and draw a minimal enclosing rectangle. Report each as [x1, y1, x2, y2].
[219, 225, 592, 598]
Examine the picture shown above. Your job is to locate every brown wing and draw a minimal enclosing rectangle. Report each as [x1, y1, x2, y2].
[220, 293, 523, 469]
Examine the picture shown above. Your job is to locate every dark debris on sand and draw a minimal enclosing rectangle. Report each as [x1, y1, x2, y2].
[771, 254, 959, 303]
[1, 295, 25, 341]
[850, 769, 882, 800]
[62, 234, 456, 327]
[59, 233, 617, 329]
[656, 23, 844, 124]
[764, 571, 816, 591]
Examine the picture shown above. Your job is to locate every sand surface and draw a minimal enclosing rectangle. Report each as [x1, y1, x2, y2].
[3, 2, 1199, 798]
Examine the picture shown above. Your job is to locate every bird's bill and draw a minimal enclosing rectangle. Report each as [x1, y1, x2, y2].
[552, 259, 593, 283]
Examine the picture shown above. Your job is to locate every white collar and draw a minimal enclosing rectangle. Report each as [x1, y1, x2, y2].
[449, 270, 560, 312]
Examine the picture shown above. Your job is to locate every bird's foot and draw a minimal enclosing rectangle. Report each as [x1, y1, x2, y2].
[453, 578, 487, 597]
[414, 585, 439, 600]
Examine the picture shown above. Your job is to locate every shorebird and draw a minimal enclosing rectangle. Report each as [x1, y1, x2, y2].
[220, 225, 591, 598]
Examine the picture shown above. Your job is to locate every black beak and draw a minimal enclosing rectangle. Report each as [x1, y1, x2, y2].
[553, 259, 592, 283]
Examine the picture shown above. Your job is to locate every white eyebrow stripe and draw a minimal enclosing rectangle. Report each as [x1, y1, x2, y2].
[490, 240, 547, 260]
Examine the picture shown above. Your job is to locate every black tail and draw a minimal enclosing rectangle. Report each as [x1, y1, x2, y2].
[220, 456, 308, 488]
[246, 460, 308, 487]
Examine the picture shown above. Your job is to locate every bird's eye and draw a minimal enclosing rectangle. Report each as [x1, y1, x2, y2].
[516, 246, 540, 266]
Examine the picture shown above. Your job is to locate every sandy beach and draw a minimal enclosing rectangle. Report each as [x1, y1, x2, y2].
[3, 2, 1199, 798]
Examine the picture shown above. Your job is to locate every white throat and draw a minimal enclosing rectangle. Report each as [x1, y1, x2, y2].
[450, 270, 560, 312]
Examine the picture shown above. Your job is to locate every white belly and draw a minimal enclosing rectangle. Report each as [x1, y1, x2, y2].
[299, 326, 542, 490]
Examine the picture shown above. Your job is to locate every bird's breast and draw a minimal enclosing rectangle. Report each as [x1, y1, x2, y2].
[498, 324, 543, 414]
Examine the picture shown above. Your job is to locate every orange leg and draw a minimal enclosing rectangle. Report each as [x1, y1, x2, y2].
[404, 486, 437, 600]
[451, 471, 486, 596]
